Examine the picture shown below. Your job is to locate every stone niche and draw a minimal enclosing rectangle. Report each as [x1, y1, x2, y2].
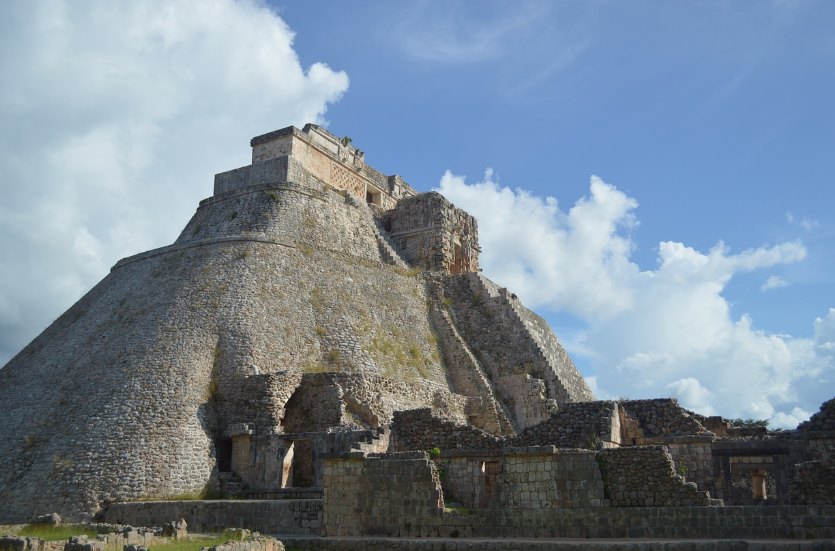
[386, 192, 480, 274]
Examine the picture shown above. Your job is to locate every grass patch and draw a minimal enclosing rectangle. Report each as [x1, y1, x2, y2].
[16, 524, 97, 541]
[303, 359, 330, 374]
[10, 527, 236, 551]
[367, 327, 433, 381]
[392, 266, 421, 277]
[265, 190, 280, 204]
[314, 325, 327, 337]
[325, 349, 341, 365]
[444, 503, 473, 516]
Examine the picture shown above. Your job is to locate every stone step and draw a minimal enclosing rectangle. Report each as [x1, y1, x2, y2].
[244, 487, 323, 500]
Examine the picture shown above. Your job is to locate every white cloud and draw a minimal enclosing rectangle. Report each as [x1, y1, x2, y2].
[666, 377, 716, 416]
[437, 170, 833, 429]
[771, 407, 812, 429]
[762, 275, 790, 291]
[815, 308, 835, 357]
[392, 3, 551, 63]
[786, 211, 820, 231]
[0, 0, 349, 365]
[438, 169, 639, 321]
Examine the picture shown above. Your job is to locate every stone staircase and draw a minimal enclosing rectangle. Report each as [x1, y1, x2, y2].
[426, 278, 514, 436]
[371, 218, 411, 269]
[217, 471, 246, 497]
[464, 272, 585, 404]
[349, 430, 389, 454]
[343, 193, 410, 269]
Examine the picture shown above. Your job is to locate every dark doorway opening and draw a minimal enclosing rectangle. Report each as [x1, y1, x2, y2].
[452, 243, 464, 274]
[292, 439, 316, 487]
[216, 438, 233, 472]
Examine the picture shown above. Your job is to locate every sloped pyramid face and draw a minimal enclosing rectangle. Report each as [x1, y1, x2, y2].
[0, 127, 593, 522]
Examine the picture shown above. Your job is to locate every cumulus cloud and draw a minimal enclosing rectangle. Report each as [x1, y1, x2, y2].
[0, 0, 349, 365]
[438, 169, 639, 321]
[762, 275, 790, 291]
[437, 170, 833, 428]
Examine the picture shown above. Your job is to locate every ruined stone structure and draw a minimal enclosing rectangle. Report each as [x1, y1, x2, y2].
[0, 125, 591, 523]
[1, 125, 833, 542]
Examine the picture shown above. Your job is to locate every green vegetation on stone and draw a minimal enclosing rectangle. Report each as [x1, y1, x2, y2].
[729, 418, 769, 428]
[16, 524, 97, 541]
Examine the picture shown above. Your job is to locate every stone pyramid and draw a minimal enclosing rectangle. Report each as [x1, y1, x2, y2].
[0, 124, 592, 521]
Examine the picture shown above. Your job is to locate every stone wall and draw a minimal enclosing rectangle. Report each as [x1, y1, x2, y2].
[388, 192, 480, 274]
[807, 436, 835, 461]
[240, 125, 416, 210]
[438, 447, 606, 510]
[389, 409, 502, 452]
[619, 399, 708, 440]
[178, 180, 384, 263]
[511, 401, 620, 448]
[102, 500, 321, 535]
[598, 446, 715, 507]
[799, 398, 835, 432]
[392, 402, 622, 453]
[665, 436, 714, 495]
[789, 458, 835, 505]
[322, 453, 444, 537]
[318, 449, 834, 538]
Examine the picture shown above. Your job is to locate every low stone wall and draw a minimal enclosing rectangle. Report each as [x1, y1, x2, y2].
[389, 409, 501, 452]
[101, 501, 321, 535]
[511, 401, 620, 448]
[322, 453, 444, 537]
[320, 503, 835, 540]
[439, 447, 605, 510]
[598, 446, 714, 506]
[619, 399, 708, 438]
[0, 537, 55, 551]
[205, 536, 285, 551]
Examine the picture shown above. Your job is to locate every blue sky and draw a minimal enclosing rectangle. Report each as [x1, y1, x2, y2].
[1, 0, 833, 426]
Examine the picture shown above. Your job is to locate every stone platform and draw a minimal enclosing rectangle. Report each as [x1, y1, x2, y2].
[278, 537, 835, 551]
[101, 501, 835, 541]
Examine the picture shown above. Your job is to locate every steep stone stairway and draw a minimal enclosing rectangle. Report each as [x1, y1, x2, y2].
[343, 193, 410, 269]
[426, 277, 514, 436]
[462, 272, 585, 404]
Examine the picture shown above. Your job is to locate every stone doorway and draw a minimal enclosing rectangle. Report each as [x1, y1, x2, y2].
[215, 438, 233, 473]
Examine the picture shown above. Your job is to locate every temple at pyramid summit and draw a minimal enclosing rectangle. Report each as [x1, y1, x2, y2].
[0, 124, 832, 540]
